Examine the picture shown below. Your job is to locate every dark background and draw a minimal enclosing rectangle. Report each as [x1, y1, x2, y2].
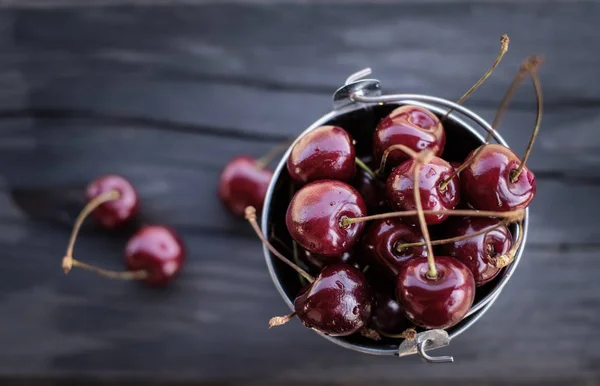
[0, 1, 599, 385]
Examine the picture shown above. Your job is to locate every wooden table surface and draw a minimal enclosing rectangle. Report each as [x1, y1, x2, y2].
[0, 1, 599, 385]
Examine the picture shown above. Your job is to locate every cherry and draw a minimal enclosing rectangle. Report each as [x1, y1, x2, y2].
[287, 125, 356, 184]
[85, 174, 139, 229]
[293, 264, 373, 336]
[461, 144, 536, 211]
[125, 225, 186, 286]
[438, 217, 511, 286]
[386, 156, 460, 225]
[373, 105, 445, 169]
[362, 219, 426, 277]
[396, 256, 475, 329]
[352, 161, 388, 214]
[300, 249, 362, 272]
[371, 291, 412, 336]
[286, 180, 367, 257]
[245, 207, 372, 336]
[218, 156, 274, 218]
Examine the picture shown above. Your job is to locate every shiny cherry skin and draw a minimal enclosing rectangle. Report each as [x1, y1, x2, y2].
[301, 249, 362, 273]
[85, 174, 139, 229]
[218, 156, 273, 217]
[362, 219, 427, 277]
[386, 156, 460, 225]
[371, 292, 412, 335]
[294, 264, 372, 336]
[373, 105, 445, 169]
[439, 217, 512, 286]
[352, 164, 388, 214]
[286, 180, 367, 257]
[396, 256, 475, 329]
[287, 125, 356, 184]
[125, 225, 185, 286]
[461, 144, 536, 211]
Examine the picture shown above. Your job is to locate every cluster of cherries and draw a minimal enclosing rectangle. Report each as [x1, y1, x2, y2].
[220, 46, 543, 341]
[61, 174, 185, 287]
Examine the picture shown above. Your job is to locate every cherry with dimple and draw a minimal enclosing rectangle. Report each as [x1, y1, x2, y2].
[386, 153, 460, 225]
[245, 207, 373, 336]
[373, 105, 446, 170]
[125, 225, 186, 286]
[85, 174, 139, 229]
[438, 217, 512, 286]
[362, 218, 426, 278]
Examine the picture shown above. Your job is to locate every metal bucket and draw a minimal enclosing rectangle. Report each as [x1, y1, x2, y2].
[260, 69, 528, 362]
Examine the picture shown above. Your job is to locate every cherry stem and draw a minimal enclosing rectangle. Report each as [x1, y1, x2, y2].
[268, 312, 296, 328]
[511, 58, 543, 182]
[245, 206, 314, 283]
[439, 55, 542, 191]
[341, 208, 524, 227]
[360, 327, 382, 341]
[255, 140, 291, 169]
[379, 328, 417, 341]
[355, 157, 377, 179]
[396, 217, 511, 252]
[492, 220, 524, 269]
[378, 144, 421, 176]
[410, 150, 437, 278]
[61, 190, 148, 280]
[442, 34, 510, 120]
[292, 240, 308, 286]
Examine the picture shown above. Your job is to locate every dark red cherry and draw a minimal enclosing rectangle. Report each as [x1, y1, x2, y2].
[301, 249, 362, 273]
[371, 292, 412, 336]
[85, 174, 139, 229]
[362, 219, 426, 277]
[125, 225, 186, 286]
[218, 156, 273, 217]
[386, 156, 460, 225]
[286, 180, 367, 257]
[461, 144, 536, 211]
[373, 105, 445, 169]
[287, 125, 355, 184]
[294, 264, 372, 336]
[439, 217, 512, 286]
[396, 256, 475, 329]
[352, 163, 388, 214]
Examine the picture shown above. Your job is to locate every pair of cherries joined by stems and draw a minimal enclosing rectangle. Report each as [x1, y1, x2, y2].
[61, 174, 185, 287]
[231, 37, 543, 339]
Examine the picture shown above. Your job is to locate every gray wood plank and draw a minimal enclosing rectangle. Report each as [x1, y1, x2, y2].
[6, 3, 600, 106]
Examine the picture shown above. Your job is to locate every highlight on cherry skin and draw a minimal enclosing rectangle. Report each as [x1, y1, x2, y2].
[218, 155, 274, 218]
[85, 174, 139, 229]
[438, 216, 512, 286]
[373, 105, 446, 170]
[287, 125, 356, 185]
[461, 144, 536, 211]
[125, 225, 186, 287]
[386, 156, 461, 225]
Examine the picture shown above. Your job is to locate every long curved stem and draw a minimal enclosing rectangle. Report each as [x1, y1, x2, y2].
[341, 208, 524, 227]
[245, 206, 314, 283]
[410, 150, 437, 278]
[62, 190, 148, 280]
[396, 217, 511, 252]
[511, 60, 543, 182]
[443, 34, 510, 120]
[439, 55, 542, 191]
[355, 157, 377, 179]
[378, 144, 421, 176]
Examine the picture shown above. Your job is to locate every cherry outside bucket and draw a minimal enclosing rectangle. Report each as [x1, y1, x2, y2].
[260, 69, 528, 363]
